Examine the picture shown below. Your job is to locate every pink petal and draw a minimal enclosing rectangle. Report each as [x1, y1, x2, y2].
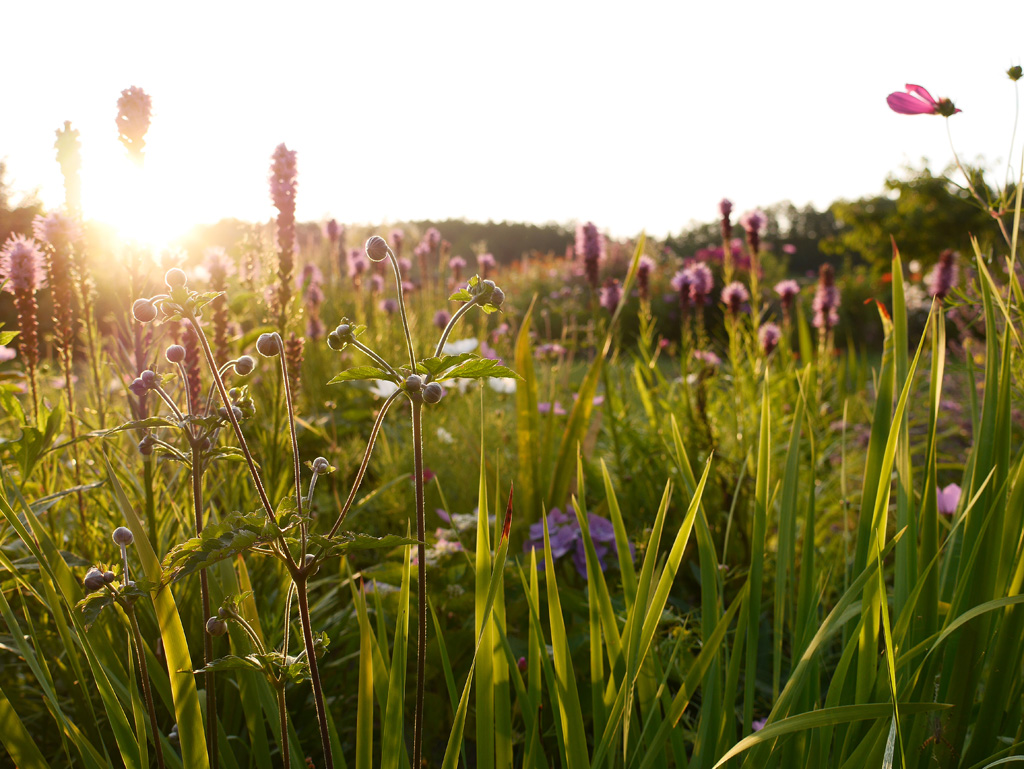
[905, 84, 937, 105]
[887, 92, 937, 115]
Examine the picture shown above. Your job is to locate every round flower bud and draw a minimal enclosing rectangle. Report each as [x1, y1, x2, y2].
[83, 569, 106, 592]
[312, 456, 331, 474]
[164, 268, 188, 289]
[140, 370, 158, 389]
[112, 527, 134, 547]
[129, 378, 147, 398]
[168, 724, 179, 745]
[217, 606, 231, 619]
[336, 323, 351, 337]
[365, 235, 389, 262]
[230, 406, 243, 421]
[197, 437, 212, 452]
[165, 344, 186, 363]
[490, 286, 505, 307]
[304, 553, 320, 576]
[256, 333, 281, 357]
[206, 617, 228, 636]
[138, 435, 155, 456]
[234, 355, 256, 376]
[405, 374, 423, 393]
[228, 388, 240, 400]
[103, 571, 117, 583]
[132, 299, 158, 323]
[327, 331, 343, 351]
[422, 381, 444, 404]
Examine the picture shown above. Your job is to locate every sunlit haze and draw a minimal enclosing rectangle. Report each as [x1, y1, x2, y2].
[3, 0, 1023, 243]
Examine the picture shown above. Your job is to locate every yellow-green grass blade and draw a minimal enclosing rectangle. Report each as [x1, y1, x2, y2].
[602, 458, 638, 609]
[381, 536, 412, 769]
[514, 295, 542, 524]
[875, 541, 905, 769]
[715, 703, 951, 768]
[356, 579, 375, 769]
[743, 381, 771, 734]
[0, 682, 53, 769]
[104, 455, 209, 768]
[475, 458, 495, 769]
[440, 490, 514, 769]
[572, 494, 608, 739]
[491, 505, 513, 769]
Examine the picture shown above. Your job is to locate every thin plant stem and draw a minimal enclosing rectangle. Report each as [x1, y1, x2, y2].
[432, 296, 481, 360]
[325, 390, 403, 539]
[294, 577, 333, 769]
[350, 339, 402, 380]
[191, 441, 219, 769]
[384, 245, 417, 371]
[152, 385, 185, 422]
[126, 603, 166, 769]
[273, 333, 306, 562]
[411, 398, 427, 769]
[946, 119, 1013, 247]
[277, 685, 290, 769]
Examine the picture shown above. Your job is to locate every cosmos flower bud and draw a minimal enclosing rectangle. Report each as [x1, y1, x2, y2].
[234, 355, 256, 376]
[422, 381, 444, 404]
[256, 333, 281, 357]
[405, 374, 423, 393]
[312, 457, 331, 474]
[83, 569, 106, 592]
[164, 268, 187, 289]
[132, 299, 157, 323]
[365, 236, 389, 262]
[206, 617, 228, 636]
[112, 527, 134, 547]
[165, 344, 186, 363]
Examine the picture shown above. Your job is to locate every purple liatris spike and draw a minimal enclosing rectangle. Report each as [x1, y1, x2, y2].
[425, 227, 441, 251]
[812, 264, 840, 331]
[759, 322, 782, 355]
[54, 121, 83, 214]
[390, 228, 405, 256]
[301, 263, 325, 340]
[739, 209, 766, 259]
[477, 252, 496, 279]
[721, 281, 750, 316]
[325, 219, 340, 244]
[285, 332, 305, 396]
[116, 86, 152, 163]
[205, 247, 234, 360]
[685, 263, 713, 304]
[0, 235, 46, 412]
[599, 278, 621, 313]
[180, 322, 203, 415]
[636, 255, 655, 301]
[449, 255, 466, 282]
[269, 143, 298, 324]
[576, 221, 604, 289]
[774, 278, 800, 323]
[925, 249, 958, 299]
[434, 309, 452, 329]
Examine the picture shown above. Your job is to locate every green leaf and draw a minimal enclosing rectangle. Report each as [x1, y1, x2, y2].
[307, 532, 420, 559]
[162, 512, 279, 582]
[436, 358, 522, 382]
[416, 353, 476, 377]
[0, 329, 19, 345]
[76, 590, 116, 629]
[327, 366, 397, 385]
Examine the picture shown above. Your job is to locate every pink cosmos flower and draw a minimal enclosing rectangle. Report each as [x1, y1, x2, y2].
[937, 483, 961, 516]
[0, 346, 16, 362]
[887, 84, 961, 117]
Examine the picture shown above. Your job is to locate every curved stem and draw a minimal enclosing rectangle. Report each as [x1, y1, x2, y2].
[126, 604, 166, 769]
[282, 582, 296, 658]
[385, 245, 417, 371]
[946, 119, 1013, 248]
[184, 311, 296, 571]
[411, 399, 427, 769]
[326, 390, 404, 539]
[350, 338, 401, 380]
[191, 442, 218, 769]
[294, 578, 333, 769]
[433, 296, 481, 360]
[152, 385, 184, 422]
[274, 333, 305, 563]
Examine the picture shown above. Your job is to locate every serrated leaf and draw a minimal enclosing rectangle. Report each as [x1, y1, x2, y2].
[415, 354, 476, 377]
[0, 330, 18, 345]
[162, 512, 278, 582]
[197, 654, 267, 675]
[436, 358, 522, 382]
[104, 416, 180, 435]
[327, 366, 397, 385]
[449, 289, 474, 302]
[308, 532, 421, 559]
[77, 590, 116, 629]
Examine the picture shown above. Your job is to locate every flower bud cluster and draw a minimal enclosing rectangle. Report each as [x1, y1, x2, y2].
[219, 386, 256, 423]
[129, 369, 162, 397]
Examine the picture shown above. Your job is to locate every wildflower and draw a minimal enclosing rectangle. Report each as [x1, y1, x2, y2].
[34, 213, 80, 366]
[535, 342, 566, 360]
[480, 341, 501, 361]
[0, 346, 15, 362]
[369, 380, 400, 399]
[686, 263, 714, 304]
[937, 483, 961, 516]
[693, 349, 721, 367]
[739, 209, 766, 263]
[599, 278, 622, 313]
[116, 86, 152, 163]
[759, 322, 782, 355]
[576, 222, 603, 289]
[433, 309, 452, 329]
[1, 235, 46, 414]
[886, 84, 961, 117]
[477, 252, 496, 278]
[390, 228, 405, 256]
[636, 255, 655, 301]
[721, 281, 750, 316]
[54, 121, 83, 214]
[925, 249, 958, 300]
[436, 427, 455, 444]
[488, 378, 516, 394]
[369, 274, 384, 294]
[442, 338, 478, 355]
[380, 298, 399, 314]
[325, 219, 341, 244]
[812, 264, 840, 331]
[449, 255, 467, 282]
[538, 401, 567, 415]
[523, 506, 626, 579]
[349, 249, 368, 279]
[752, 718, 767, 732]
[670, 269, 694, 311]
[424, 227, 442, 251]
[269, 143, 298, 324]
[719, 198, 734, 242]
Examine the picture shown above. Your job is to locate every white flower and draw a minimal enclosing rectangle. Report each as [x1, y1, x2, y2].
[487, 378, 516, 394]
[369, 380, 400, 398]
[442, 338, 478, 355]
[436, 427, 455, 444]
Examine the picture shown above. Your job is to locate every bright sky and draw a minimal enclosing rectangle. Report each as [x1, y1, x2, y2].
[2, 0, 1023, 246]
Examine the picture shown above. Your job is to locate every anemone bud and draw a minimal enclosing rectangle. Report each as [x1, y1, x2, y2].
[422, 381, 444, 404]
[112, 526, 134, 547]
[164, 268, 188, 289]
[405, 374, 423, 393]
[365, 235, 389, 262]
[312, 456, 331, 474]
[256, 332, 281, 357]
[235, 355, 256, 375]
[165, 344, 186, 363]
[206, 617, 228, 636]
[83, 569, 106, 592]
[132, 299, 158, 323]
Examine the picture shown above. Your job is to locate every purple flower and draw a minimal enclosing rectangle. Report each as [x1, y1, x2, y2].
[1, 235, 47, 294]
[32, 212, 81, 252]
[887, 84, 961, 117]
[0, 346, 15, 362]
[449, 255, 466, 281]
[269, 143, 298, 215]
[425, 227, 441, 250]
[686, 263, 714, 303]
[535, 343, 566, 360]
[774, 279, 800, 303]
[369, 274, 384, 294]
[759, 322, 782, 355]
[477, 252, 496, 278]
[670, 269, 694, 310]
[325, 219, 341, 243]
[739, 209, 766, 236]
[480, 341, 500, 361]
[812, 264, 840, 331]
[719, 198, 733, 219]
[937, 483, 961, 516]
[434, 309, 452, 329]
[599, 278, 622, 313]
[926, 249, 958, 299]
[636, 255, 655, 301]
[349, 249, 368, 277]
[523, 506, 626, 579]
[693, 349, 721, 367]
[538, 401, 567, 415]
[390, 228, 405, 255]
[380, 298, 399, 314]
[752, 718, 767, 732]
[721, 281, 750, 315]
[116, 86, 152, 161]
[576, 222, 604, 288]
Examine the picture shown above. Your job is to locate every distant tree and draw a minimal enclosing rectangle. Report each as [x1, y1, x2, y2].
[0, 161, 43, 246]
[821, 162, 1005, 273]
